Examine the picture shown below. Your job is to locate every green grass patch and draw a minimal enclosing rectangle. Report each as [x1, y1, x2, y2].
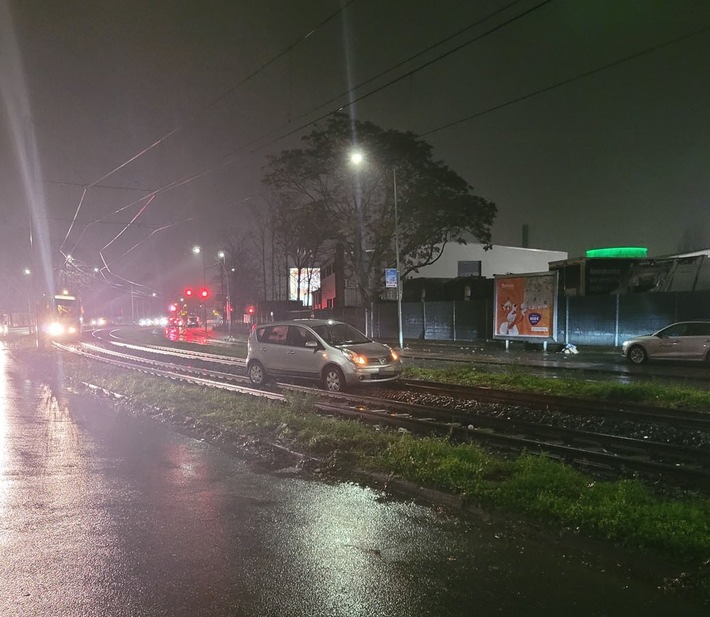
[404, 364, 710, 411]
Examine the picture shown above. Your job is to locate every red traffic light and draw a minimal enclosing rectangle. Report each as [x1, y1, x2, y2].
[184, 288, 194, 297]
[199, 288, 210, 299]
[245, 305, 256, 315]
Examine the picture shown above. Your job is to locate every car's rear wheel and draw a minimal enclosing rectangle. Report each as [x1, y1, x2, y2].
[248, 361, 268, 386]
[627, 345, 647, 365]
[323, 366, 346, 392]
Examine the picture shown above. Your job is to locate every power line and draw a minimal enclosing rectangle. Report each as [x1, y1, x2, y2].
[248, 0, 556, 151]
[421, 23, 710, 137]
[60, 1, 357, 273]
[242, 0, 530, 151]
[57, 2, 710, 289]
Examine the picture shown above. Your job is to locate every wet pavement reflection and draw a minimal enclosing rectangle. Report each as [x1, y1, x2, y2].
[0, 346, 706, 616]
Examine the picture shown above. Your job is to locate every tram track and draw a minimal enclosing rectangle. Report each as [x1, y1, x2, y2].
[57, 336, 710, 491]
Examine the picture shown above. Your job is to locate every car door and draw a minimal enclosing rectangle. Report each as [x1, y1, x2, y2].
[256, 324, 290, 373]
[284, 326, 323, 379]
[678, 322, 710, 360]
[655, 323, 691, 359]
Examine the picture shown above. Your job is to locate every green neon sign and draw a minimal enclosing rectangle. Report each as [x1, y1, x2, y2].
[585, 247, 647, 259]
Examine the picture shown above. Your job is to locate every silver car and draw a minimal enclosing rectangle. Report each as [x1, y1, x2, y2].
[621, 321, 710, 364]
[246, 319, 402, 391]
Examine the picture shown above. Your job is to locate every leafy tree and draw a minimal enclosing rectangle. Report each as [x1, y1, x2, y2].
[262, 113, 496, 306]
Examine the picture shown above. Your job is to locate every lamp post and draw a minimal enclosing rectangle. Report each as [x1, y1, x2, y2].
[23, 268, 35, 340]
[392, 168, 404, 350]
[192, 245, 208, 336]
[218, 250, 232, 339]
[350, 152, 404, 349]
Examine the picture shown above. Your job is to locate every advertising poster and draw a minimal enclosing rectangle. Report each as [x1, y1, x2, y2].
[289, 268, 321, 306]
[493, 272, 558, 341]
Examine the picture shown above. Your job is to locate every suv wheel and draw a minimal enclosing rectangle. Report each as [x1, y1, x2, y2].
[248, 361, 267, 386]
[323, 366, 346, 392]
[627, 345, 647, 365]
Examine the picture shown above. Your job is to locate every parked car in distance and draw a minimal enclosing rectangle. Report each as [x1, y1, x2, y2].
[621, 321, 710, 364]
[246, 319, 402, 391]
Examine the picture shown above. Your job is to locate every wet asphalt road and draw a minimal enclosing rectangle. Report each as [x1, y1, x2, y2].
[0, 347, 707, 616]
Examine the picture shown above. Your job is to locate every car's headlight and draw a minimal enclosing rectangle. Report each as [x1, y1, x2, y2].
[343, 349, 367, 366]
[47, 322, 65, 336]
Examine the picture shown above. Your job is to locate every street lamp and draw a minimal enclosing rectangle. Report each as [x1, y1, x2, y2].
[23, 268, 35, 340]
[192, 245, 208, 336]
[350, 151, 404, 350]
[392, 168, 404, 350]
[218, 250, 232, 340]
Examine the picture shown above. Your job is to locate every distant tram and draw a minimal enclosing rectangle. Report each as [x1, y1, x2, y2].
[41, 290, 83, 340]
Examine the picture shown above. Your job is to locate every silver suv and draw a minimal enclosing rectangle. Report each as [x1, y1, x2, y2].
[246, 319, 402, 391]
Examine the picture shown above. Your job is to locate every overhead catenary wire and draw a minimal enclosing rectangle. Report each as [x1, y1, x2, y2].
[55, 1, 710, 293]
[58, 0, 359, 264]
[57, 0, 531, 269]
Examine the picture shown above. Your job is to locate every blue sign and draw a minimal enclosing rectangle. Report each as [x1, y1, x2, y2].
[385, 268, 398, 288]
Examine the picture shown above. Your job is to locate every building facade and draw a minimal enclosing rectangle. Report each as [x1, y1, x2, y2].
[313, 242, 568, 308]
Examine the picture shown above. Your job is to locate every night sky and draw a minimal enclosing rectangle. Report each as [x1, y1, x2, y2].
[2, 0, 710, 310]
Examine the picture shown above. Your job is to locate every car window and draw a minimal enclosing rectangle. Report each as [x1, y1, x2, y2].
[257, 325, 289, 344]
[686, 323, 710, 336]
[660, 323, 690, 337]
[287, 326, 316, 348]
[312, 323, 370, 345]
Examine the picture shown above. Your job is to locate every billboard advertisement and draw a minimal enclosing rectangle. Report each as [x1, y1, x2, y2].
[289, 268, 321, 306]
[494, 272, 558, 341]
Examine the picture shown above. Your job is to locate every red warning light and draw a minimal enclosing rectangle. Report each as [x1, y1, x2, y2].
[199, 288, 210, 299]
[184, 288, 194, 297]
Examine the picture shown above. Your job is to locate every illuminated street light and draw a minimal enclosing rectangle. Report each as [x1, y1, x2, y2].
[23, 267, 36, 341]
[350, 152, 404, 350]
[192, 245, 208, 335]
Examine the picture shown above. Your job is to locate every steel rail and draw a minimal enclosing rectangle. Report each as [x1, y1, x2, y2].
[397, 379, 710, 430]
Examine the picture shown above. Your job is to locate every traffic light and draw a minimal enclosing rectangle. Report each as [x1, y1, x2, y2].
[184, 288, 194, 297]
[245, 305, 256, 315]
[199, 288, 210, 299]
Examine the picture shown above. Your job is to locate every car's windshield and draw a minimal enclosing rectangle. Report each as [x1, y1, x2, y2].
[312, 323, 370, 346]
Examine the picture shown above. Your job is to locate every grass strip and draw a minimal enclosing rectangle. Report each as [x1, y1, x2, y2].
[404, 365, 710, 411]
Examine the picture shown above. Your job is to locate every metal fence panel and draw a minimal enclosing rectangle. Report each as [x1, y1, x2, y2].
[361, 290, 710, 346]
[564, 295, 617, 346]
